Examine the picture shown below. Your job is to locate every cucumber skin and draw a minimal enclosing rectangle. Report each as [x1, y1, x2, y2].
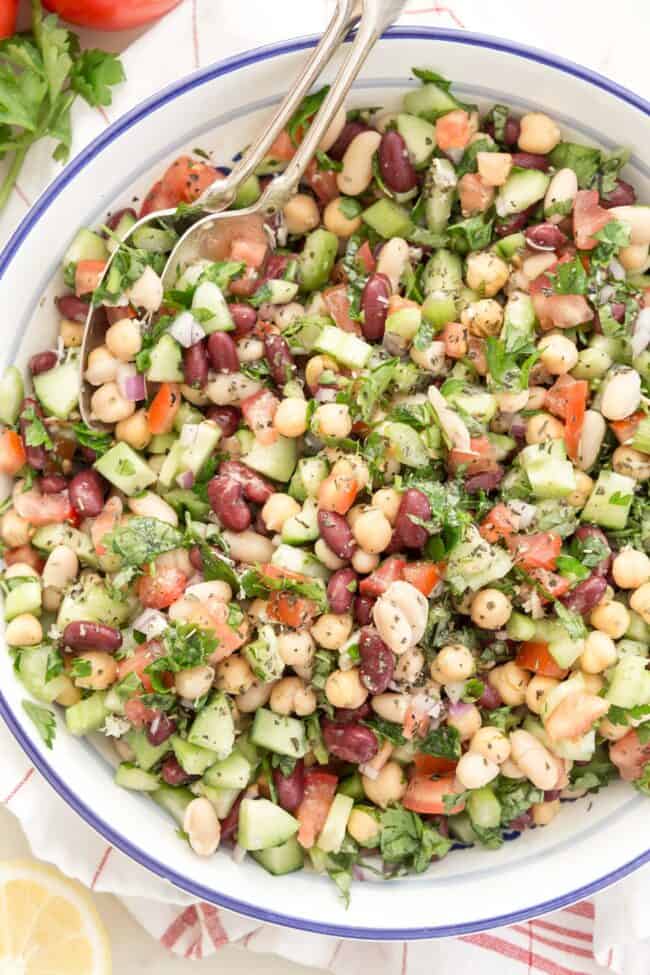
[237, 797, 299, 851]
[250, 708, 307, 759]
[33, 360, 80, 420]
[0, 367, 24, 425]
[252, 836, 305, 875]
[299, 229, 338, 292]
[66, 692, 108, 736]
[115, 763, 160, 792]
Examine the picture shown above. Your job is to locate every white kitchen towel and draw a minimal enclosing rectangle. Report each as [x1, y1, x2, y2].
[1, 0, 650, 972]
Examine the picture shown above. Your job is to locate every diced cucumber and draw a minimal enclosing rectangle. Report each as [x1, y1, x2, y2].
[244, 624, 284, 682]
[466, 787, 501, 829]
[5, 579, 41, 621]
[157, 440, 184, 489]
[494, 232, 526, 261]
[626, 610, 650, 644]
[32, 523, 99, 568]
[606, 653, 650, 708]
[257, 279, 299, 305]
[236, 729, 260, 767]
[581, 470, 636, 529]
[233, 174, 262, 209]
[94, 442, 156, 496]
[520, 440, 576, 499]
[63, 228, 108, 267]
[115, 763, 160, 792]
[487, 432, 516, 461]
[403, 82, 461, 120]
[173, 401, 203, 432]
[299, 229, 338, 292]
[496, 169, 550, 218]
[298, 457, 329, 498]
[18, 646, 68, 703]
[448, 812, 476, 845]
[421, 249, 463, 298]
[57, 580, 134, 629]
[163, 489, 210, 520]
[33, 360, 80, 420]
[339, 773, 365, 800]
[104, 687, 125, 715]
[378, 421, 429, 468]
[126, 729, 170, 772]
[362, 198, 413, 239]
[506, 611, 536, 642]
[617, 639, 648, 658]
[237, 797, 299, 851]
[172, 736, 218, 776]
[446, 526, 513, 593]
[65, 692, 108, 736]
[385, 305, 422, 342]
[396, 113, 437, 169]
[314, 325, 372, 369]
[282, 497, 319, 544]
[131, 225, 177, 253]
[243, 435, 297, 483]
[252, 835, 304, 875]
[151, 784, 193, 826]
[187, 692, 234, 759]
[421, 293, 456, 329]
[190, 781, 240, 819]
[192, 281, 234, 333]
[272, 543, 330, 580]
[179, 421, 221, 477]
[317, 793, 353, 854]
[146, 333, 183, 382]
[423, 158, 457, 233]
[251, 707, 307, 759]
[0, 366, 24, 425]
[106, 211, 137, 252]
[447, 387, 497, 425]
[203, 749, 253, 790]
[547, 630, 583, 669]
[149, 433, 177, 454]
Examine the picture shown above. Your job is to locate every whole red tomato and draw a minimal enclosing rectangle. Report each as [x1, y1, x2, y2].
[0, 0, 18, 38]
[43, 0, 183, 30]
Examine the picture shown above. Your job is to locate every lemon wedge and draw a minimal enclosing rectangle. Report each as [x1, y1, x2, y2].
[0, 858, 111, 975]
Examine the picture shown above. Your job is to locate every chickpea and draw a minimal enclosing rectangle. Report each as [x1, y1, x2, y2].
[237, 336, 265, 363]
[311, 613, 353, 650]
[105, 318, 142, 362]
[630, 583, 650, 625]
[460, 298, 503, 337]
[73, 651, 117, 690]
[566, 471, 593, 508]
[613, 549, 650, 589]
[538, 333, 578, 375]
[352, 507, 392, 555]
[495, 389, 529, 414]
[323, 196, 362, 238]
[325, 667, 368, 709]
[619, 243, 650, 271]
[90, 382, 135, 424]
[60, 318, 84, 348]
[305, 354, 338, 390]
[470, 726, 511, 765]
[509, 729, 559, 790]
[181, 383, 210, 407]
[175, 664, 215, 700]
[394, 648, 424, 685]
[1, 509, 32, 548]
[235, 678, 275, 713]
[347, 808, 380, 846]
[85, 345, 118, 386]
[261, 493, 301, 533]
[580, 631, 617, 674]
[314, 403, 352, 439]
[55, 675, 82, 707]
[283, 193, 320, 235]
[599, 716, 629, 741]
[371, 692, 409, 724]
[447, 704, 482, 741]
[518, 112, 561, 154]
[361, 760, 407, 808]
[465, 251, 509, 298]
[430, 643, 475, 683]
[488, 661, 530, 706]
[371, 487, 402, 525]
[314, 538, 347, 571]
[590, 600, 630, 639]
[351, 549, 379, 574]
[455, 751, 499, 790]
[274, 398, 308, 438]
[526, 413, 564, 444]
[532, 799, 561, 827]
[500, 757, 526, 779]
[526, 386, 547, 411]
[581, 672, 604, 695]
[612, 446, 650, 482]
[525, 675, 559, 715]
[115, 409, 151, 450]
[277, 630, 315, 669]
[470, 589, 512, 629]
[5, 613, 42, 647]
[411, 340, 446, 374]
[270, 676, 317, 716]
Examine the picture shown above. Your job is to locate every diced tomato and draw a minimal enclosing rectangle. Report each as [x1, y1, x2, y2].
[258, 564, 306, 582]
[124, 697, 159, 728]
[117, 641, 168, 695]
[266, 129, 296, 163]
[359, 556, 406, 597]
[137, 566, 188, 609]
[268, 591, 319, 627]
[610, 730, 650, 782]
[545, 690, 609, 741]
[573, 189, 612, 250]
[506, 532, 562, 570]
[527, 567, 571, 599]
[304, 158, 339, 205]
[0, 430, 26, 475]
[317, 462, 359, 515]
[435, 110, 471, 151]
[564, 380, 588, 460]
[442, 320, 468, 359]
[13, 488, 73, 526]
[532, 292, 594, 331]
[402, 561, 443, 596]
[147, 382, 181, 436]
[545, 375, 589, 422]
[403, 704, 431, 741]
[296, 771, 338, 849]
[448, 436, 499, 476]
[356, 240, 376, 274]
[480, 503, 519, 543]
[515, 641, 568, 679]
[4, 545, 45, 573]
[139, 179, 176, 218]
[241, 389, 280, 445]
[231, 237, 268, 270]
[160, 155, 221, 204]
[91, 496, 123, 556]
[75, 260, 106, 297]
[610, 411, 645, 444]
[403, 775, 465, 815]
[323, 285, 357, 333]
[413, 754, 457, 776]
[457, 172, 494, 215]
[228, 267, 259, 298]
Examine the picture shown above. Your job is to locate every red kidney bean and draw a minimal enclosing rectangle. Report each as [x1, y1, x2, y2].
[573, 524, 611, 576]
[207, 475, 251, 532]
[511, 152, 549, 171]
[19, 398, 47, 471]
[379, 130, 417, 193]
[358, 628, 394, 694]
[183, 340, 209, 389]
[335, 701, 372, 723]
[228, 303, 257, 338]
[261, 253, 289, 285]
[207, 332, 239, 373]
[273, 759, 305, 812]
[495, 206, 535, 237]
[560, 573, 608, 616]
[206, 405, 241, 438]
[361, 272, 391, 341]
[394, 488, 431, 550]
[219, 793, 244, 843]
[106, 207, 137, 231]
[62, 621, 123, 652]
[161, 755, 193, 786]
[69, 469, 105, 518]
[593, 302, 626, 335]
[354, 595, 375, 627]
[29, 350, 58, 376]
[254, 509, 272, 537]
[485, 115, 521, 147]
[601, 178, 636, 208]
[321, 719, 379, 764]
[189, 545, 203, 571]
[465, 468, 504, 493]
[543, 789, 561, 802]
[39, 473, 68, 494]
[317, 509, 355, 560]
[508, 810, 533, 831]
[105, 306, 131, 325]
[5, 545, 44, 572]
[79, 446, 98, 464]
[219, 460, 274, 504]
[56, 294, 90, 323]
[328, 121, 370, 161]
[264, 333, 295, 387]
[524, 223, 568, 251]
[146, 712, 177, 746]
[327, 567, 357, 614]
[478, 683, 502, 709]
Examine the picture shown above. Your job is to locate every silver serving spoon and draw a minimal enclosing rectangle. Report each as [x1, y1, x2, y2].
[80, 0, 406, 426]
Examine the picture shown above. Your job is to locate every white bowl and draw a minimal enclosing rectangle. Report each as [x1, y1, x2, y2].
[1, 26, 649, 940]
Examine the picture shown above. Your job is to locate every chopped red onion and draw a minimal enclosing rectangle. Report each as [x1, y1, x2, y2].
[232, 843, 247, 864]
[314, 386, 338, 403]
[444, 681, 466, 704]
[508, 500, 537, 530]
[132, 608, 168, 639]
[447, 700, 472, 719]
[608, 258, 626, 281]
[632, 308, 650, 358]
[116, 364, 145, 401]
[169, 311, 205, 348]
[176, 469, 195, 490]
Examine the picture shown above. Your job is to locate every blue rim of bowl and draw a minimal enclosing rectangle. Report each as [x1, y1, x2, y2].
[1, 25, 649, 940]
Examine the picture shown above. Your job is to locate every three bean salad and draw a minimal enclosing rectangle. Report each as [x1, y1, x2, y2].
[3, 67, 650, 901]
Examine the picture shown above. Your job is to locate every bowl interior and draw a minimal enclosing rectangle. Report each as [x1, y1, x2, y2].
[0, 27, 649, 939]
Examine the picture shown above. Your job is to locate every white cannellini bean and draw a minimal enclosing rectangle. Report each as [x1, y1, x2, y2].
[599, 368, 642, 421]
[455, 751, 500, 790]
[376, 237, 410, 293]
[128, 491, 178, 526]
[222, 530, 274, 564]
[206, 372, 262, 405]
[183, 798, 221, 856]
[383, 581, 428, 643]
[318, 104, 347, 152]
[509, 729, 559, 790]
[174, 664, 215, 700]
[337, 130, 382, 197]
[184, 580, 232, 603]
[42, 544, 79, 590]
[126, 265, 163, 313]
[544, 168, 578, 224]
[410, 340, 447, 374]
[237, 337, 265, 363]
[608, 206, 650, 246]
[576, 409, 607, 471]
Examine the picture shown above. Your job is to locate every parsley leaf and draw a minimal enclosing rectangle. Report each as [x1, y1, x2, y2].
[569, 532, 610, 568]
[412, 67, 453, 91]
[70, 657, 92, 679]
[356, 357, 399, 422]
[287, 85, 329, 146]
[448, 213, 494, 254]
[488, 104, 510, 144]
[486, 336, 538, 393]
[549, 256, 588, 295]
[21, 405, 53, 450]
[105, 517, 184, 567]
[599, 147, 630, 196]
[197, 543, 239, 592]
[364, 716, 407, 747]
[315, 150, 342, 172]
[494, 777, 543, 825]
[22, 699, 56, 749]
[72, 422, 112, 457]
[569, 744, 618, 793]
[548, 141, 602, 189]
[145, 621, 218, 690]
[418, 724, 461, 760]
[554, 600, 588, 639]
[239, 567, 328, 613]
[338, 197, 362, 220]
[380, 808, 451, 872]
[70, 49, 125, 107]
